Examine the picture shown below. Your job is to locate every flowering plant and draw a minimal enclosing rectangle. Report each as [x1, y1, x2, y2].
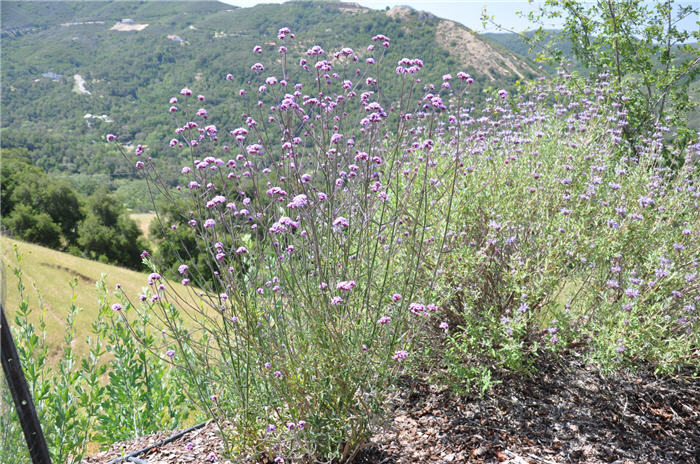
[437, 72, 699, 388]
[111, 27, 700, 461]
[112, 28, 473, 461]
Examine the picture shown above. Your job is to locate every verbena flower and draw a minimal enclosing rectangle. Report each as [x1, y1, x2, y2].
[336, 280, 356, 291]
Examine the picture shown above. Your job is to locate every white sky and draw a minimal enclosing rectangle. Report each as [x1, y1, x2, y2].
[218, 0, 558, 32]
[218, 0, 699, 33]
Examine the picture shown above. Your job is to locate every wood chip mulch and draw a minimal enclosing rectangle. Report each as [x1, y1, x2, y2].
[85, 352, 700, 464]
[83, 422, 226, 464]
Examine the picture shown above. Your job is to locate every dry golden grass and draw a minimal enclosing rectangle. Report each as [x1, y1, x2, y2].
[0, 237, 201, 363]
[129, 212, 157, 239]
[1, 237, 211, 453]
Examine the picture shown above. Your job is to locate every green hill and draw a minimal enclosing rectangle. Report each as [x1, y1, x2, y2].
[1, 0, 537, 201]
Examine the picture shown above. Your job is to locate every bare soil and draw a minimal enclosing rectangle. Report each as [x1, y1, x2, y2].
[434, 20, 535, 81]
[85, 352, 699, 464]
[109, 22, 148, 32]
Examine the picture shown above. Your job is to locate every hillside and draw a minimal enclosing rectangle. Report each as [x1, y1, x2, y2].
[0, 236, 194, 362]
[484, 30, 574, 65]
[1, 0, 537, 210]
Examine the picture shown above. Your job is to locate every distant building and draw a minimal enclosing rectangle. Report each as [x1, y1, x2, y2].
[42, 72, 62, 80]
[121, 18, 134, 24]
[167, 34, 183, 42]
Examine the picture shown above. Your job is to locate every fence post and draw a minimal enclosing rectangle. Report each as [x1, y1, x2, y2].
[1, 303, 52, 464]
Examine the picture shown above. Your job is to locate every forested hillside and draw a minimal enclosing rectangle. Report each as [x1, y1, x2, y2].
[1, 1, 535, 188]
[1, 0, 539, 264]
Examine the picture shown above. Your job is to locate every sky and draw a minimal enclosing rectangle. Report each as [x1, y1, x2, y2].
[218, 0, 700, 33]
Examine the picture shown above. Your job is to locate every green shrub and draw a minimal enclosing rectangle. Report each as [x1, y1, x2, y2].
[0, 247, 192, 462]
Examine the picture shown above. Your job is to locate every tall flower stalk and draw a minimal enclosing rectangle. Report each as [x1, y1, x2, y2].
[112, 29, 471, 462]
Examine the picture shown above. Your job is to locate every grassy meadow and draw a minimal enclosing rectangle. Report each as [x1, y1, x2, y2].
[0, 235, 192, 363]
[129, 212, 156, 240]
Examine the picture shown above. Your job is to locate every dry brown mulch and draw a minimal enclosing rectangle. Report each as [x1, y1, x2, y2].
[83, 423, 225, 464]
[362, 352, 700, 464]
[85, 353, 700, 464]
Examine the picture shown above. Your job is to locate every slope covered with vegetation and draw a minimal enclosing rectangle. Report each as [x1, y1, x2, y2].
[1, 148, 146, 268]
[1, 2, 697, 464]
[1, 1, 535, 187]
[1, 237, 165, 359]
